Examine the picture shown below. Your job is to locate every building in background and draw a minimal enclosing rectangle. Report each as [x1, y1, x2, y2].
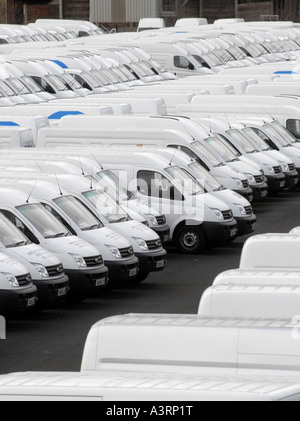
[1, 1, 299, 28]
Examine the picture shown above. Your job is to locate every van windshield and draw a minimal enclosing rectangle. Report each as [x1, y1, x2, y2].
[8, 78, 31, 95]
[83, 189, 129, 223]
[0, 213, 30, 247]
[22, 76, 43, 93]
[262, 124, 289, 147]
[96, 170, 134, 201]
[45, 75, 70, 92]
[60, 74, 83, 90]
[192, 141, 222, 167]
[17, 203, 70, 239]
[165, 166, 204, 195]
[226, 129, 258, 153]
[271, 121, 298, 144]
[0, 80, 16, 97]
[205, 136, 238, 162]
[54, 195, 103, 231]
[242, 127, 270, 151]
[188, 162, 223, 191]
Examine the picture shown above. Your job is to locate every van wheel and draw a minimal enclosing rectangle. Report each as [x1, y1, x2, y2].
[175, 226, 206, 254]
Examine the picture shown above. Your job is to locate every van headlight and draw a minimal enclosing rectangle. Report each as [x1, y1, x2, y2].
[145, 214, 158, 226]
[280, 163, 289, 172]
[265, 165, 275, 174]
[234, 178, 244, 189]
[32, 264, 49, 278]
[70, 254, 87, 268]
[106, 246, 122, 259]
[236, 205, 247, 216]
[133, 238, 149, 251]
[246, 174, 256, 184]
[2, 273, 19, 288]
[211, 209, 224, 220]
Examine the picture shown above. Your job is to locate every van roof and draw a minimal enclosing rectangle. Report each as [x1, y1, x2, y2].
[95, 314, 293, 330]
[214, 269, 300, 287]
[0, 371, 300, 400]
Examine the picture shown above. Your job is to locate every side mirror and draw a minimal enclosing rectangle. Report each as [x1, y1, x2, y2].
[110, 28, 117, 34]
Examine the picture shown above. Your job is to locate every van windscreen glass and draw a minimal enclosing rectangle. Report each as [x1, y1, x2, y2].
[54, 195, 103, 231]
[17, 203, 70, 239]
[83, 189, 129, 223]
[192, 141, 222, 166]
[0, 213, 30, 247]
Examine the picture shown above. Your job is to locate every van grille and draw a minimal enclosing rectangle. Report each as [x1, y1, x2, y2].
[16, 274, 32, 286]
[146, 239, 162, 250]
[242, 180, 249, 188]
[46, 264, 64, 277]
[273, 166, 282, 174]
[156, 215, 166, 226]
[222, 210, 233, 220]
[84, 255, 104, 267]
[289, 164, 296, 172]
[244, 206, 253, 216]
[119, 247, 134, 258]
[254, 175, 264, 184]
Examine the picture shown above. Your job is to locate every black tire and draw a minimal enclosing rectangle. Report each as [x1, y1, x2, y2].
[174, 226, 207, 254]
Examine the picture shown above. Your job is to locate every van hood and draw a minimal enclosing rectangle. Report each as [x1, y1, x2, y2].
[8, 244, 61, 266]
[227, 160, 261, 176]
[0, 251, 29, 277]
[112, 220, 159, 242]
[123, 198, 161, 217]
[78, 226, 132, 249]
[214, 165, 247, 181]
[266, 150, 294, 165]
[44, 235, 100, 257]
[194, 192, 231, 211]
[213, 189, 251, 208]
[239, 153, 278, 169]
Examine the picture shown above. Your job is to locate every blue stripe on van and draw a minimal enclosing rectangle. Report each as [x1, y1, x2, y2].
[48, 111, 85, 120]
[51, 60, 69, 69]
[273, 71, 297, 75]
[0, 122, 20, 126]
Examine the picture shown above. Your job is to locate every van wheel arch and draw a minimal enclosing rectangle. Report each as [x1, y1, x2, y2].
[173, 222, 207, 254]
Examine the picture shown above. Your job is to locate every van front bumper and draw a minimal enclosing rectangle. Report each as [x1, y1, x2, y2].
[105, 256, 139, 287]
[135, 249, 167, 273]
[283, 170, 299, 190]
[0, 284, 38, 315]
[32, 274, 70, 308]
[251, 182, 269, 201]
[235, 215, 257, 237]
[203, 220, 238, 246]
[236, 187, 254, 202]
[66, 265, 109, 296]
[152, 225, 171, 244]
[266, 174, 286, 193]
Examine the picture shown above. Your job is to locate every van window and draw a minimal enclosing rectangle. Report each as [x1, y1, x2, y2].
[137, 170, 183, 201]
[174, 56, 195, 70]
[287, 119, 300, 139]
[0, 210, 39, 244]
[168, 145, 210, 171]
[42, 204, 76, 235]
[31, 77, 56, 94]
[251, 128, 279, 151]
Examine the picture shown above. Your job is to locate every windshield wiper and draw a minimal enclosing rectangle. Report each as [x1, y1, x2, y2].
[52, 233, 67, 238]
[9, 240, 28, 247]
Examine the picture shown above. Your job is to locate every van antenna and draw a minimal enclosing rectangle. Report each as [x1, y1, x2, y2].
[263, 108, 276, 122]
[209, 118, 213, 134]
[225, 114, 232, 130]
[26, 181, 37, 204]
[90, 168, 94, 190]
[91, 153, 103, 170]
[78, 155, 85, 176]
[55, 174, 63, 196]
[169, 148, 177, 166]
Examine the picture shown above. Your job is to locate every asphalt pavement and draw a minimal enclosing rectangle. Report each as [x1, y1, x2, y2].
[0, 192, 299, 374]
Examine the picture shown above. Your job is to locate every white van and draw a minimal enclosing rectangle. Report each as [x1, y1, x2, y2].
[0, 188, 109, 300]
[137, 18, 166, 32]
[0, 252, 37, 315]
[240, 234, 300, 270]
[58, 149, 238, 253]
[81, 313, 300, 376]
[0, 212, 69, 310]
[0, 371, 299, 401]
[198, 269, 300, 320]
[0, 116, 48, 144]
